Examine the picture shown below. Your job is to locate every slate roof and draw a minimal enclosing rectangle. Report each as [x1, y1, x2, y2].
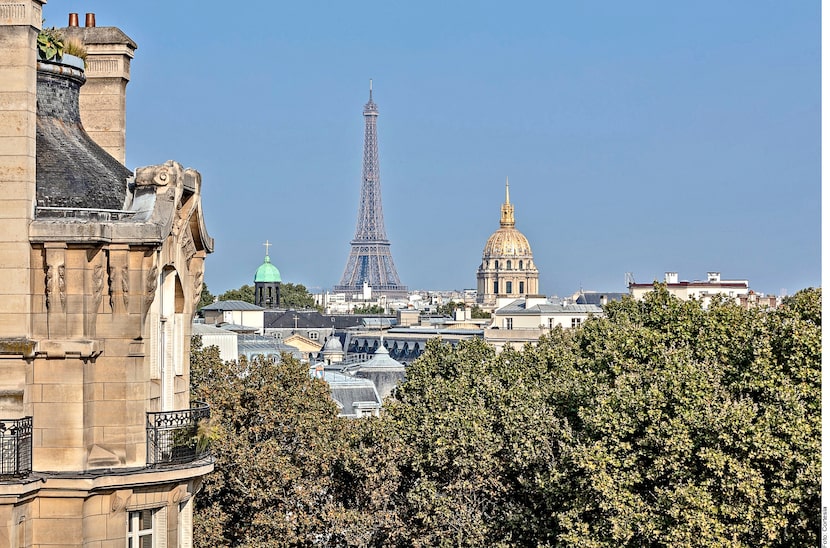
[192, 323, 236, 336]
[237, 334, 302, 360]
[353, 345, 404, 371]
[320, 371, 381, 417]
[497, 299, 603, 315]
[201, 300, 264, 311]
[575, 292, 627, 306]
[265, 310, 329, 329]
[36, 63, 131, 210]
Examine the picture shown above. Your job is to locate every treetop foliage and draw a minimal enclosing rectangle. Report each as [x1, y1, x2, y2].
[216, 282, 319, 310]
[192, 286, 820, 546]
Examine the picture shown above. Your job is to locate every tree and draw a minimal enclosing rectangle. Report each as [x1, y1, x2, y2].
[353, 304, 386, 314]
[197, 283, 215, 310]
[379, 286, 820, 546]
[280, 282, 319, 310]
[190, 286, 820, 546]
[382, 337, 571, 546]
[218, 284, 255, 303]
[190, 340, 401, 546]
[191, 341, 340, 545]
[544, 287, 821, 546]
[216, 282, 320, 310]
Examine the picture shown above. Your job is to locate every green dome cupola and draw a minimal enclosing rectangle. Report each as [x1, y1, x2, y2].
[254, 255, 281, 283]
[255, 241, 281, 308]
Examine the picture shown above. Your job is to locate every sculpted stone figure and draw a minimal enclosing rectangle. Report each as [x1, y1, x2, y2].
[134, 160, 184, 187]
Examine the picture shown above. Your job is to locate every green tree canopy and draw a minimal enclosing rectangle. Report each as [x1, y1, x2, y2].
[280, 282, 318, 310]
[197, 283, 215, 310]
[378, 286, 821, 546]
[353, 304, 386, 314]
[218, 284, 255, 303]
[217, 282, 319, 310]
[191, 286, 820, 546]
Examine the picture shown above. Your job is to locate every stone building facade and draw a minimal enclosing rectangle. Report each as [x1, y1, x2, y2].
[0, 4, 212, 546]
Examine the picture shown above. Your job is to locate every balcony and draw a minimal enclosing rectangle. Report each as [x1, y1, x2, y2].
[146, 403, 211, 467]
[0, 417, 32, 478]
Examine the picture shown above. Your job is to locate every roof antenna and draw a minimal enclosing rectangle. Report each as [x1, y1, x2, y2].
[369, 78, 373, 102]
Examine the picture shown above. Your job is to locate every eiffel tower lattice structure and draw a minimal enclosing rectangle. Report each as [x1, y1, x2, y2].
[335, 82, 407, 297]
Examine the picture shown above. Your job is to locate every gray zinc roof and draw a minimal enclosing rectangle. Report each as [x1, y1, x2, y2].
[498, 299, 602, 315]
[201, 300, 264, 311]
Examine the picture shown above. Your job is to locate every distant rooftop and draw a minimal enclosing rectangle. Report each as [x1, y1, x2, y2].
[201, 300, 264, 312]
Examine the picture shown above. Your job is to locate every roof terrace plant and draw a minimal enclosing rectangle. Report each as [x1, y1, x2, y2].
[37, 26, 64, 61]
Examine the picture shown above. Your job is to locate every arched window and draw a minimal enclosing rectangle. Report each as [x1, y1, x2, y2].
[519, 260, 523, 270]
[507, 260, 512, 270]
[494, 260, 500, 270]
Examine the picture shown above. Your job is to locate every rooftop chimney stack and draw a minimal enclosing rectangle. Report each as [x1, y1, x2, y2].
[68, 13, 79, 27]
[61, 16, 137, 164]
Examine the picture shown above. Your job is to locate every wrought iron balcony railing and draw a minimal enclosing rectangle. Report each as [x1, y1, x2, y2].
[0, 417, 32, 478]
[146, 403, 210, 467]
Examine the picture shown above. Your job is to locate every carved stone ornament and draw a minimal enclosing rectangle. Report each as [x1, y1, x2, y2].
[44, 262, 66, 311]
[134, 160, 183, 187]
[44, 265, 52, 310]
[182, 227, 197, 262]
[92, 264, 105, 308]
[193, 270, 203, 303]
[58, 265, 66, 310]
[144, 265, 158, 308]
[109, 264, 130, 311]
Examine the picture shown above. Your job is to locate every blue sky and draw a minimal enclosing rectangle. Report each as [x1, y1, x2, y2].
[54, 1, 820, 297]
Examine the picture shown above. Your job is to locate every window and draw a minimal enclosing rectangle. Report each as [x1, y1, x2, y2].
[571, 317, 582, 328]
[179, 499, 193, 548]
[506, 281, 513, 294]
[128, 509, 157, 548]
[504, 318, 513, 330]
[519, 281, 525, 294]
[494, 260, 500, 270]
[507, 260, 512, 270]
[309, 332, 319, 340]
[493, 281, 499, 294]
[519, 260, 523, 270]
[548, 318, 555, 329]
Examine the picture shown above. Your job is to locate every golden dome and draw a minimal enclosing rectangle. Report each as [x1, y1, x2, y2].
[483, 227, 533, 257]
[482, 178, 534, 258]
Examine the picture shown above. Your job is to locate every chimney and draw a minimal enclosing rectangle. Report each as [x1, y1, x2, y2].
[61, 19, 137, 164]
[664, 272, 678, 284]
[707, 272, 721, 283]
[0, 1, 44, 336]
[68, 13, 79, 27]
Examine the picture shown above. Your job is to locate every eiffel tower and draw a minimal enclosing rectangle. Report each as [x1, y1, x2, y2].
[335, 81, 407, 297]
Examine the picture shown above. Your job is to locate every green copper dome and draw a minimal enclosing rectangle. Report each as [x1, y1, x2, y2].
[254, 255, 281, 283]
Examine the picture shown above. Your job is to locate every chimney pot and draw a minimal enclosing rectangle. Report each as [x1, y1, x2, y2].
[85, 13, 96, 27]
[68, 13, 79, 27]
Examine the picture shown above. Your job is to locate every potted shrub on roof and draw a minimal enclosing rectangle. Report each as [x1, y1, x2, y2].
[37, 25, 86, 69]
